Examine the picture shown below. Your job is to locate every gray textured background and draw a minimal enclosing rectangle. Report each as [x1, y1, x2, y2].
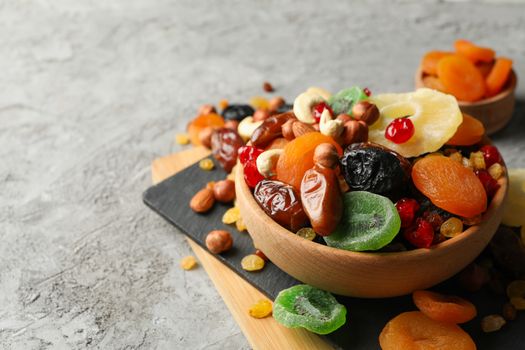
[1, 0, 524, 349]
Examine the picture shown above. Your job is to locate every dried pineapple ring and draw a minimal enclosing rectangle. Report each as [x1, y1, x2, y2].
[369, 88, 462, 158]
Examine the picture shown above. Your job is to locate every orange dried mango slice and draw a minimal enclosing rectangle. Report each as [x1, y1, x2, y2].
[486, 57, 513, 97]
[412, 155, 487, 218]
[437, 55, 486, 102]
[446, 113, 485, 146]
[454, 39, 495, 63]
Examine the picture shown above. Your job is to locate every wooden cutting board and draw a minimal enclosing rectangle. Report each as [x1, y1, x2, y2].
[151, 146, 332, 350]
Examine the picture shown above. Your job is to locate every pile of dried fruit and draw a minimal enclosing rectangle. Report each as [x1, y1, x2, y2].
[186, 86, 504, 252]
[420, 39, 514, 101]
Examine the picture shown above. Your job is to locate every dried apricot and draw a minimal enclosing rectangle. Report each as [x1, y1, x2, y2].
[276, 132, 342, 190]
[421, 51, 452, 76]
[187, 113, 225, 145]
[379, 311, 476, 350]
[413, 290, 477, 324]
[454, 39, 495, 63]
[486, 57, 513, 97]
[476, 61, 494, 78]
[422, 75, 446, 92]
[437, 55, 486, 102]
[446, 113, 485, 146]
[412, 155, 487, 218]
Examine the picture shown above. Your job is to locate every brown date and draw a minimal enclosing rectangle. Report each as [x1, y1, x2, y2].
[250, 111, 295, 148]
[254, 179, 308, 232]
[300, 165, 343, 236]
[211, 128, 245, 173]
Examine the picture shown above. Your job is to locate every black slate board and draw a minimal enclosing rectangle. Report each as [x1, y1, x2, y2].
[143, 157, 524, 350]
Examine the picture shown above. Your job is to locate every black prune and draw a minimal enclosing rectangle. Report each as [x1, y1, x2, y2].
[254, 179, 308, 232]
[222, 104, 255, 121]
[340, 143, 410, 200]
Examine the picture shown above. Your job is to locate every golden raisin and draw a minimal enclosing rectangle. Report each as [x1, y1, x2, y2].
[180, 256, 198, 270]
[199, 158, 215, 171]
[488, 163, 504, 180]
[440, 217, 464, 238]
[448, 151, 463, 164]
[249, 299, 273, 318]
[481, 314, 506, 333]
[241, 254, 265, 271]
[250, 96, 270, 110]
[236, 217, 247, 232]
[175, 133, 190, 145]
[222, 207, 240, 225]
[296, 227, 316, 241]
[469, 151, 486, 170]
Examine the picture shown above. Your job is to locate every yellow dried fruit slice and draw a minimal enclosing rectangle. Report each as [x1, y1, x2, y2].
[502, 169, 525, 227]
[369, 88, 462, 158]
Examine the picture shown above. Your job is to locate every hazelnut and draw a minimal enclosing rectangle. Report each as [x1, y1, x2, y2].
[336, 114, 352, 124]
[198, 127, 214, 149]
[213, 179, 236, 203]
[281, 119, 296, 140]
[263, 81, 274, 92]
[198, 104, 216, 116]
[351, 101, 380, 125]
[205, 230, 233, 254]
[342, 120, 368, 146]
[313, 143, 339, 169]
[190, 188, 215, 213]
[224, 119, 239, 131]
[253, 109, 270, 122]
[269, 96, 285, 112]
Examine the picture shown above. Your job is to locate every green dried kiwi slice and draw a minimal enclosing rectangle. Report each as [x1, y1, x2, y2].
[273, 284, 347, 335]
[324, 191, 401, 251]
[328, 86, 368, 116]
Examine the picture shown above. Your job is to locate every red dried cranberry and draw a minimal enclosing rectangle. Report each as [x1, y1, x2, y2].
[312, 102, 333, 123]
[385, 118, 415, 144]
[238, 146, 264, 165]
[395, 198, 420, 228]
[480, 145, 502, 168]
[404, 218, 434, 248]
[363, 87, 372, 96]
[244, 160, 265, 189]
[475, 169, 500, 198]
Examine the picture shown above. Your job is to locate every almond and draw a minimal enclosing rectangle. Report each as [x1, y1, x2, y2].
[292, 121, 316, 138]
[190, 188, 215, 213]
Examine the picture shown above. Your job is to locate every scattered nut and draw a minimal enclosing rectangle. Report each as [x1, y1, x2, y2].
[281, 119, 296, 140]
[256, 149, 283, 178]
[292, 121, 316, 138]
[481, 314, 506, 333]
[205, 230, 233, 254]
[293, 92, 324, 124]
[198, 127, 214, 148]
[306, 86, 332, 100]
[253, 109, 270, 122]
[190, 188, 215, 213]
[351, 101, 380, 125]
[263, 81, 274, 92]
[269, 96, 285, 112]
[313, 143, 339, 169]
[238, 116, 263, 141]
[319, 109, 344, 139]
[180, 256, 198, 270]
[224, 119, 239, 131]
[336, 114, 352, 124]
[342, 120, 368, 146]
[198, 104, 217, 116]
[213, 179, 236, 203]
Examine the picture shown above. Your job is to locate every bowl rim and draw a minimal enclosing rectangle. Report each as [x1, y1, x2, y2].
[236, 157, 508, 262]
[414, 64, 517, 106]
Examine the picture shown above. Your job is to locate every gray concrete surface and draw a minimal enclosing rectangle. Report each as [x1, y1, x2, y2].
[1, 0, 524, 349]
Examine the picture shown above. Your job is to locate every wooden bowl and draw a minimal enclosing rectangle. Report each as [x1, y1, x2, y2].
[235, 164, 508, 298]
[415, 65, 517, 135]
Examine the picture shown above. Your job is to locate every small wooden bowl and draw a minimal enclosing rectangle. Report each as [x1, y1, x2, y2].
[236, 164, 508, 298]
[415, 65, 517, 135]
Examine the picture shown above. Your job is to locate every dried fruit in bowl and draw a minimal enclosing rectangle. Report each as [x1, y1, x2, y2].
[446, 113, 485, 146]
[369, 89, 462, 158]
[324, 191, 401, 251]
[273, 284, 346, 335]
